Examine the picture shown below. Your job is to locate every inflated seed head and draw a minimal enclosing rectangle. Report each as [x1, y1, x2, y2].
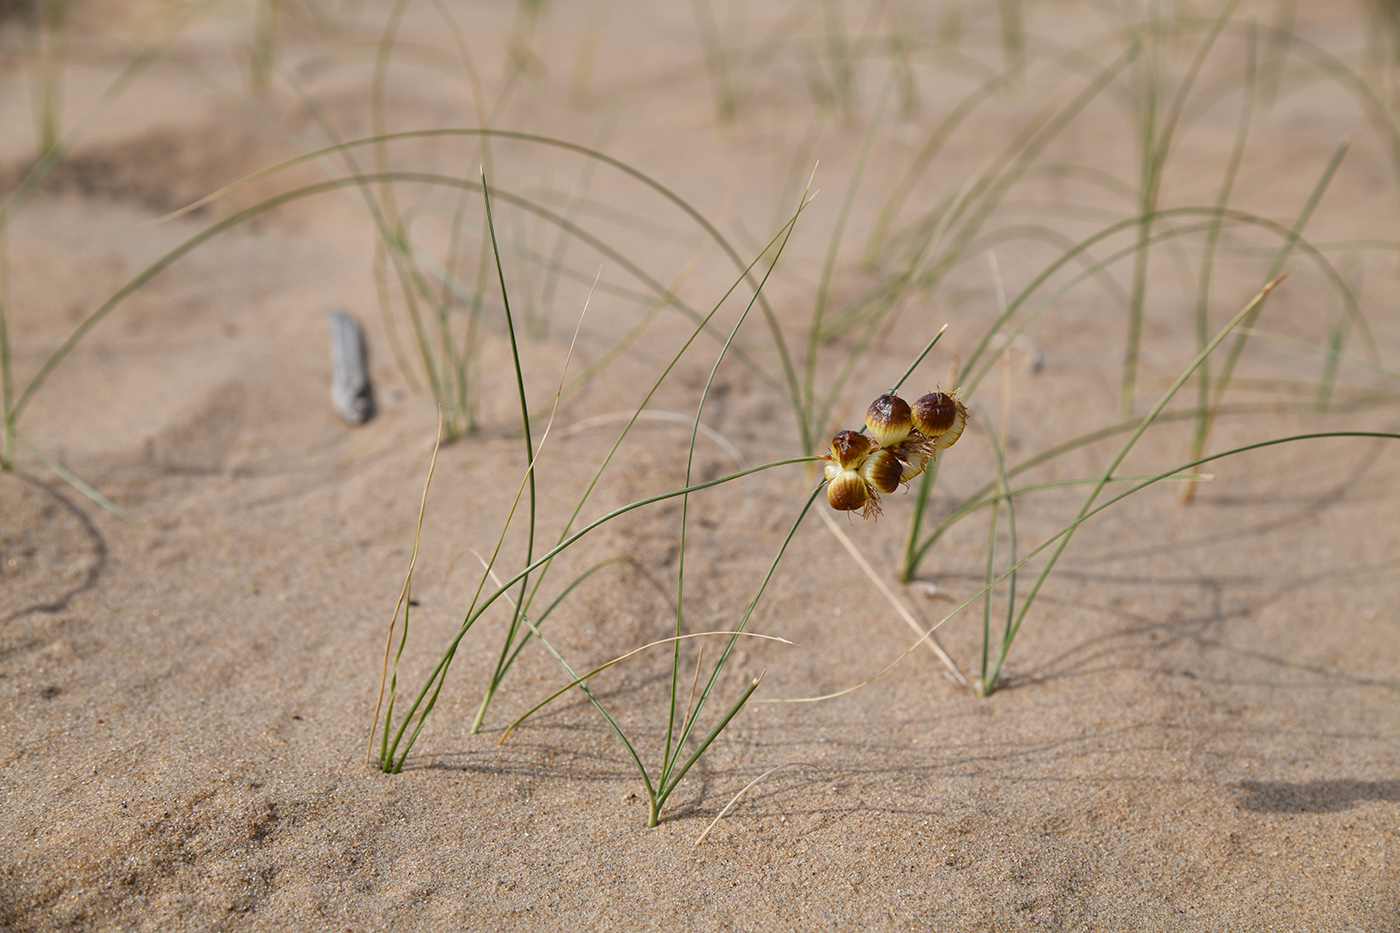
[826, 470, 870, 512]
[860, 448, 904, 494]
[826, 429, 873, 469]
[824, 430, 886, 517]
[912, 391, 958, 436]
[864, 394, 913, 449]
[913, 391, 967, 450]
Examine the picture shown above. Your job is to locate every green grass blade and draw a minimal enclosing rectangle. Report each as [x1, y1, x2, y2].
[376, 453, 821, 767]
[980, 274, 1286, 692]
[653, 673, 764, 827]
[662, 176, 810, 786]
[16, 435, 143, 527]
[1187, 20, 1258, 502]
[1194, 141, 1349, 464]
[838, 432, 1400, 702]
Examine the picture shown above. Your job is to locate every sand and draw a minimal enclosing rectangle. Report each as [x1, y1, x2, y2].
[2, 1, 1398, 930]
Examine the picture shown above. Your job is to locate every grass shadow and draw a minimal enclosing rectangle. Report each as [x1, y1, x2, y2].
[0, 471, 108, 624]
[1236, 779, 1400, 813]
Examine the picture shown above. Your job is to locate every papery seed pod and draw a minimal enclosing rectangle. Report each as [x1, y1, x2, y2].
[861, 448, 904, 494]
[935, 397, 967, 450]
[912, 391, 957, 436]
[864, 394, 914, 449]
[826, 470, 870, 512]
[896, 448, 931, 483]
[913, 391, 968, 450]
[891, 431, 936, 464]
[826, 429, 874, 471]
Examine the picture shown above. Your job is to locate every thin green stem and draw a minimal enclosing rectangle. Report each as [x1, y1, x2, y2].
[980, 274, 1285, 693]
[652, 674, 764, 827]
[1122, 0, 1243, 414]
[1187, 20, 1257, 502]
[869, 431, 1400, 702]
[976, 399, 1017, 696]
[662, 180, 809, 793]
[469, 174, 539, 734]
[1195, 140, 1349, 464]
[662, 330, 946, 779]
[467, 193, 813, 735]
[155, 127, 807, 423]
[377, 454, 820, 770]
[804, 76, 892, 448]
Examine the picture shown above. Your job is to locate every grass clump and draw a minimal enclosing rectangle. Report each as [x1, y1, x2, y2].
[713, 2, 1400, 698]
[369, 173, 831, 826]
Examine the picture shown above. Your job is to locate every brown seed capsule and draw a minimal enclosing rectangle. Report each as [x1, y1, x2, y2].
[912, 391, 957, 436]
[825, 429, 873, 471]
[913, 391, 967, 450]
[864, 394, 913, 449]
[826, 470, 870, 512]
[861, 448, 904, 494]
[936, 399, 967, 450]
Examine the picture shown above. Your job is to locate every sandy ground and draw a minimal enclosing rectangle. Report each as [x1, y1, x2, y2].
[2, 1, 1399, 930]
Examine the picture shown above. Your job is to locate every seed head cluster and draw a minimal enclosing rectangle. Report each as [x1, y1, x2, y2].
[822, 390, 967, 519]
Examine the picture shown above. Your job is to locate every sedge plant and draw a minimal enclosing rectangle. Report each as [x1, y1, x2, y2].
[892, 140, 1368, 694]
[370, 173, 843, 827]
[790, 269, 1399, 703]
[760, 4, 1400, 696]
